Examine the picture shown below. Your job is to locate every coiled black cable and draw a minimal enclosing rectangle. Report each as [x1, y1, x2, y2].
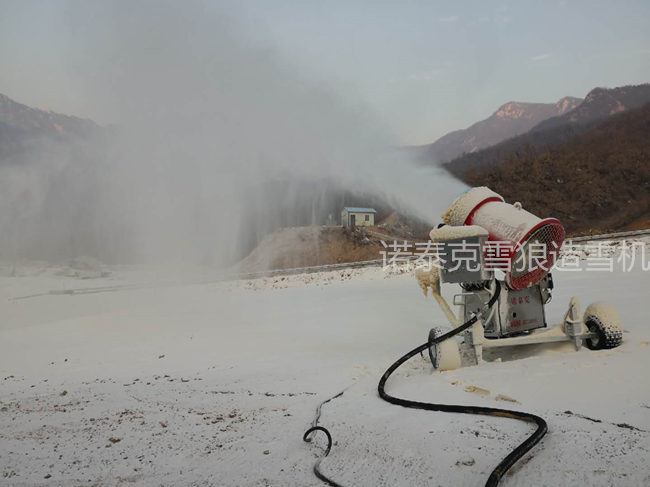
[304, 279, 548, 487]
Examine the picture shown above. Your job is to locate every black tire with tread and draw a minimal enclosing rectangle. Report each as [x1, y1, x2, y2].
[585, 316, 623, 350]
[428, 327, 441, 368]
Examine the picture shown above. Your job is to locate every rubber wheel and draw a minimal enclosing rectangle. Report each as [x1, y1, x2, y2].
[428, 327, 440, 367]
[584, 303, 623, 350]
[428, 327, 461, 371]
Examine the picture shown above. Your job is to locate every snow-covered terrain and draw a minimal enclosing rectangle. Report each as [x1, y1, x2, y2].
[1, 242, 650, 486]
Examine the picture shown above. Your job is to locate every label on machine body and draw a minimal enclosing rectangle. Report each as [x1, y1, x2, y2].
[461, 284, 547, 338]
[499, 286, 546, 334]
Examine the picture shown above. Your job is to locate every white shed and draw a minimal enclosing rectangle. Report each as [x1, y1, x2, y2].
[341, 207, 376, 227]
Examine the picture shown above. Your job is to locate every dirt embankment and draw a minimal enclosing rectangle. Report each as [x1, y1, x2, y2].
[237, 225, 416, 273]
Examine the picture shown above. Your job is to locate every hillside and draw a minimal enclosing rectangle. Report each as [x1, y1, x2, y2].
[237, 214, 431, 273]
[421, 96, 581, 164]
[460, 103, 650, 234]
[237, 226, 387, 272]
[0, 93, 102, 161]
[445, 84, 650, 175]
[533, 84, 650, 132]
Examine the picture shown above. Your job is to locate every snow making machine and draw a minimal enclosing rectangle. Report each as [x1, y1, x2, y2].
[302, 186, 626, 486]
[417, 186, 623, 370]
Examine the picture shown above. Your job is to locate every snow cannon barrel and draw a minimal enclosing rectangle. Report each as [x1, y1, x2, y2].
[442, 187, 565, 290]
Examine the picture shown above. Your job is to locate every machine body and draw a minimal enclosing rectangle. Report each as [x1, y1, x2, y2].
[418, 187, 623, 370]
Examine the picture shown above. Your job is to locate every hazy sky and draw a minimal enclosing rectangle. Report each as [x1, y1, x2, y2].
[1, 0, 649, 144]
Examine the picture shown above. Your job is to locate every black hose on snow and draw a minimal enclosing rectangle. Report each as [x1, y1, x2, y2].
[303, 426, 343, 487]
[304, 279, 548, 487]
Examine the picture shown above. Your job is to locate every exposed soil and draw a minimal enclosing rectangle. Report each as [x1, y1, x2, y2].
[237, 223, 421, 273]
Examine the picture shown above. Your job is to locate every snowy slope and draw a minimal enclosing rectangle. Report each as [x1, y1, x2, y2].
[1, 254, 649, 486]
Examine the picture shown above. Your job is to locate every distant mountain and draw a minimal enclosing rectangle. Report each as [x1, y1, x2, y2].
[422, 96, 582, 164]
[445, 83, 650, 175]
[456, 102, 650, 234]
[533, 84, 650, 132]
[0, 93, 101, 160]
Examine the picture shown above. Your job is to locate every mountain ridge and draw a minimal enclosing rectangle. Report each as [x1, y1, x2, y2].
[444, 83, 650, 175]
[532, 84, 650, 132]
[421, 95, 582, 164]
[0, 93, 100, 138]
[0, 93, 103, 161]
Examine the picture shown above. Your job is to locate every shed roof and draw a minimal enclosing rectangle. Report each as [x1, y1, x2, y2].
[342, 207, 376, 213]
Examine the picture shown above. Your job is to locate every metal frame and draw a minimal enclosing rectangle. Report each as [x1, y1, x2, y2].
[458, 290, 597, 363]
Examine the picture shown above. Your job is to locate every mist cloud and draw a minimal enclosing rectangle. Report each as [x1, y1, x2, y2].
[0, 1, 466, 267]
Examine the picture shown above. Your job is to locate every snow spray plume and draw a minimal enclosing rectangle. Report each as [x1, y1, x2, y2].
[0, 1, 466, 266]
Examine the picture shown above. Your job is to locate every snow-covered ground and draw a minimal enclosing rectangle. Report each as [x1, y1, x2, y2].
[1, 242, 650, 486]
